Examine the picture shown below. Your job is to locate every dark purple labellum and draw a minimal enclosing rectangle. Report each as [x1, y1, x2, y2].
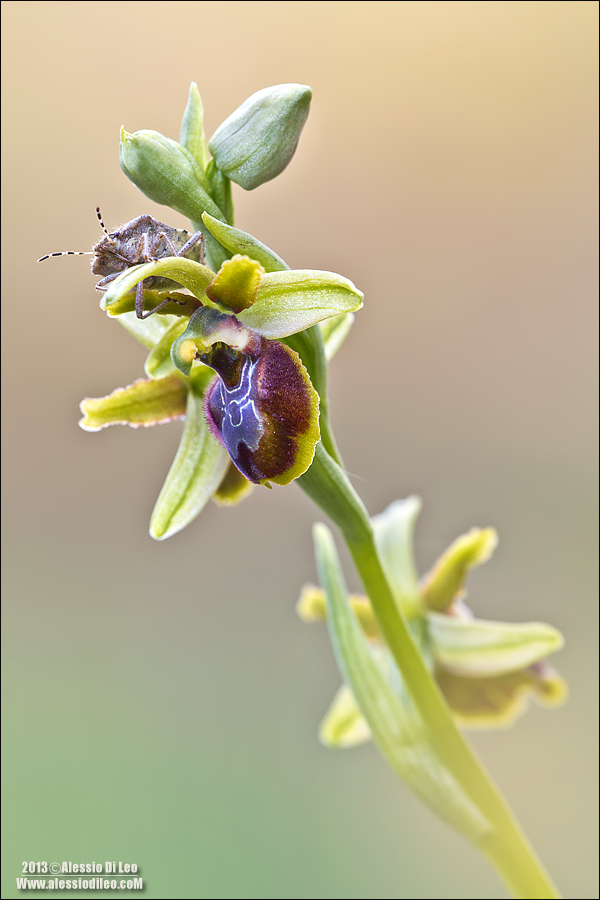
[203, 336, 319, 485]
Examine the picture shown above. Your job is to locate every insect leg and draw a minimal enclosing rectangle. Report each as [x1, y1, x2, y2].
[142, 232, 158, 263]
[154, 232, 179, 257]
[136, 286, 183, 320]
[177, 231, 205, 262]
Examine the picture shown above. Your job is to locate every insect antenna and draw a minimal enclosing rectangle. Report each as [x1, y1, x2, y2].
[37, 250, 91, 262]
[96, 206, 111, 237]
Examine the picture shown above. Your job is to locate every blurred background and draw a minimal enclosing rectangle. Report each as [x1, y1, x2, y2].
[2, 2, 597, 897]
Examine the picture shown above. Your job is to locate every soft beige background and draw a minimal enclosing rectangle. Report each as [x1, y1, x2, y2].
[2, 2, 597, 897]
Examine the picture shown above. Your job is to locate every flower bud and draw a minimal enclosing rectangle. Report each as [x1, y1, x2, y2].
[119, 128, 225, 224]
[208, 84, 312, 190]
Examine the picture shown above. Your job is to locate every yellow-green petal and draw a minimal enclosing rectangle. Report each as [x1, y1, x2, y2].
[79, 376, 187, 431]
[205, 255, 264, 313]
[420, 528, 499, 612]
[296, 584, 381, 641]
[319, 684, 372, 748]
[212, 463, 254, 506]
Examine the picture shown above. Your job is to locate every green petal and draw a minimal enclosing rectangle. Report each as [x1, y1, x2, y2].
[296, 584, 381, 641]
[320, 312, 355, 360]
[372, 497, 423, 618]
[101, 259, 217, 314]
[237, 269, 363, 339]
[201, 213, 289, 272]
[179, 82, 210, 171]
[144, 319, 189, 379]
[212, 462, 254, 506]
[436, 664, 568, 730]
[205, 255, 264, 313]
[313, 522, 490, 843]
[319, 684, 372, 748]
[420, 528, 499, 612]
[428, 613, 564, 677]
[149, 368, 229, 540]
[79, 376, 187, 431]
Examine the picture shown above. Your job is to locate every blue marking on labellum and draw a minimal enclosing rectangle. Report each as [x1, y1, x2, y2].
[209, 357, 263, 462]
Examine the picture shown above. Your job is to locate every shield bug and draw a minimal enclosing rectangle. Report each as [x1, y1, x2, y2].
[38, 207, 205, 318]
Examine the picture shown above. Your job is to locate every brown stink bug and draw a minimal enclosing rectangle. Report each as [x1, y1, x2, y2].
[38, 208, 205, 318]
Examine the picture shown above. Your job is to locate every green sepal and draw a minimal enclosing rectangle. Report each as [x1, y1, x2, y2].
[320, 312, 355, 360]
[104, 288, 201, 319]
[428, 613, 564, 678]
[237, 269, 364, 339]
[372, 497, 424, 618]
[319, 684, 372, 748]
[144, 319, 189, 380]
[421, 528, 499, 611]
[101, 259, 217, 314]
[179, 82, 210, 171]
[201, 212, 289, 272]
[208, 84, 311, 190]
[78, 375, 187, 431]
[205, 255, 265, 313]
[206, 161, 234, 225]
[436, 664, 567, 730]
[149, 367, 229, 540]
[313, 522, 490, 842]
[212, 463, 254, 506]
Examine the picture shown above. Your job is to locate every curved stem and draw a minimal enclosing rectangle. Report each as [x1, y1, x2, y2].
[299, 445, 560, 899]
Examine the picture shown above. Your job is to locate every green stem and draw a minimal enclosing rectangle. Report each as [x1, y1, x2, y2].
[299, 445, 560, 899]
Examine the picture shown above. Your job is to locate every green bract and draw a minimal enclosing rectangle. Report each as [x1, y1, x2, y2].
[208, 84, 312, 190]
